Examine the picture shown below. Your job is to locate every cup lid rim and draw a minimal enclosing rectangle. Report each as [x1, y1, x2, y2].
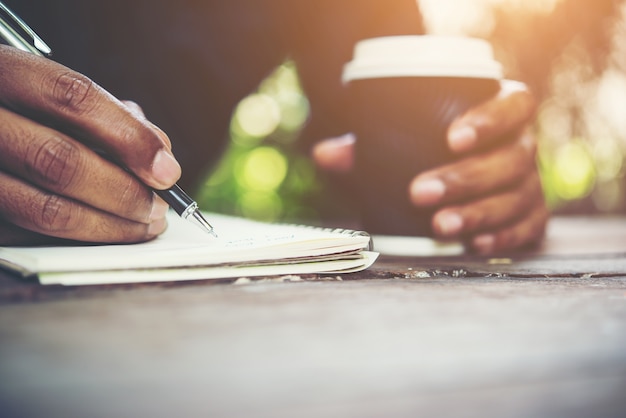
[342, 64, 503, 82]
[342, 35, 503, 82]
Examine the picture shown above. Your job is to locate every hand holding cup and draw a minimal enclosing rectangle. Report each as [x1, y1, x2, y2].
[314, 35, 548, 253]
[343, 35, 502, 236]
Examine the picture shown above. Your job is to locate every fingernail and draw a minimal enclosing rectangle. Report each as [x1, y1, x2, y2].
[149, 195, 169, 221]
[147, 217, 168, 238]
[313, 133, 355, 172]
[411, 178, 446, 206]
[151, 149, 181, 187]
[448, 125, 477, 152]
[328, 133, 356, 148]
[473, 234, 495, 254]
[435, 212, 464, 237]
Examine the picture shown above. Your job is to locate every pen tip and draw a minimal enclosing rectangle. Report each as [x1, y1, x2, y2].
[191, 210, 218, 237]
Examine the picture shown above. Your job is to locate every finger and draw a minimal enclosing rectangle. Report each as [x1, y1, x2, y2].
[311, 133, 355, 172]
[121, 100, 172, 149]
[410, 130, 537, 207]
[469, 204, 549, 255]
[0, 171, 167, 244]
[0, 107, 169, 224]
[447, 80, 536, 153]
[431, 170, 544, 238]
[0, 46, 179, 189]
[0, 220, 83, 246]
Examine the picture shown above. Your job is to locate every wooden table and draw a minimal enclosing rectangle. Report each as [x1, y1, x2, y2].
[1, 216, 625, 418]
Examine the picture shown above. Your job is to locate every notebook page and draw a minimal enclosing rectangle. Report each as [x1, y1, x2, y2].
[0, 212, 371, 274]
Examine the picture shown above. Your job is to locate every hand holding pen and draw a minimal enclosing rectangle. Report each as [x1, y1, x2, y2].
[0, 1, 215, 245]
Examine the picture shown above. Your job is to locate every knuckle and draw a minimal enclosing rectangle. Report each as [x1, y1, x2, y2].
[440, 170, 464, 189]
[497, 208, 548, 251]
[26, 135, 81, 191]
[46, 71, 99, 115]
[35, 194, 80, 233]
[97, 219, 156, 244]
[521, 171, 545, 207]
[119, 123, 142, 147]
[468, 210, 488, 230]
[110, 118, 153, 156]
[114, 123, 164, 169]
[495, 228, 520, 250]
[501, 137, 537, 179]
[498, 236, 516, 251]
[118, 177, 151, 220]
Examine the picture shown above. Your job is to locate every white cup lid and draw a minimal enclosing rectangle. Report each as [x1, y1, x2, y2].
[343, 35, 503, 82]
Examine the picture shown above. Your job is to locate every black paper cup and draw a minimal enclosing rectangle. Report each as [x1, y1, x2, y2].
[343, 36, 502, 236]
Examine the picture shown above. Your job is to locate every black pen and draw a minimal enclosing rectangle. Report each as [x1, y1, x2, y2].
[0, 1, 217, 237]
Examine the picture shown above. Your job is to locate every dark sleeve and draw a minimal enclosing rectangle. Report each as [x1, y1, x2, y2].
[85, 0, 292, 191]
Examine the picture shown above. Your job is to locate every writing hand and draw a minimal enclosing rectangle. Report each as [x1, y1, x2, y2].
[0, 46, 180, 245]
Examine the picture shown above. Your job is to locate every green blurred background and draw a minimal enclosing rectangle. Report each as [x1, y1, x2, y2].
[197, 0, 626, 222]
[196, 62, 319, 223]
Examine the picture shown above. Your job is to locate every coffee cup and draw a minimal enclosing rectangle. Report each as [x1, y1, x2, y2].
[342, 35, 503, 236]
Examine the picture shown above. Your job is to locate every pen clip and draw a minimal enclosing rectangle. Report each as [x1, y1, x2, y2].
[0, 1, 51, 56]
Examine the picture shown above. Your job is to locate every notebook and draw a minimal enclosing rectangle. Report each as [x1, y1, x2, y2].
[0, 212, 378, 286]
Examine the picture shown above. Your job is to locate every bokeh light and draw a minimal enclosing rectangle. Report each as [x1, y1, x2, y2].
[197, 61, 316, 223]
[232, 94, 281, 140]
[552, 140, 596, 200]
[235, 147, 288, 192]
[237, 191, 283, 221]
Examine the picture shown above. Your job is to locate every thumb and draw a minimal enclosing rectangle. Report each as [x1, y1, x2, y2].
[311, 133, 355, 173]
